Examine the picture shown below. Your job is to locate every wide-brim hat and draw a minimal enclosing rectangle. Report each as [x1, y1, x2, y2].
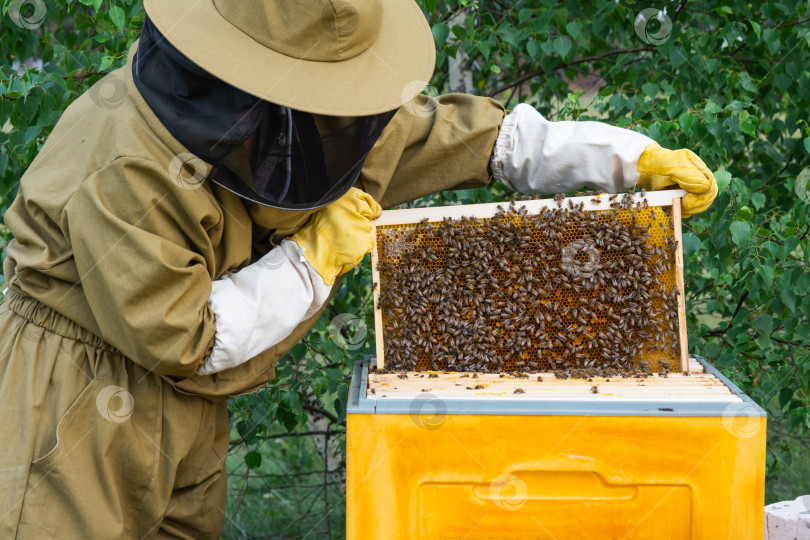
[142, 0, 436, 116]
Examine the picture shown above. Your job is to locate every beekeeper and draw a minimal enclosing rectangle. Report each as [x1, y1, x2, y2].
[0, 0, 717, 537]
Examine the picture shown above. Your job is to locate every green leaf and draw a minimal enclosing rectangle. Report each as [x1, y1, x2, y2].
[244, 450, 262, 469]
[477, 40, 492, 61]
[526, 39, 540, 61]
[283, 390, 300, 410]
[236, 419, 259, 444]
[730, 220, 751, 248]
[669, 47, 687, 69]
[450, 25, 466, 40]
[24, 126, 41, 145]
[763, 28, 781, 54]
[16, 97, 38, 123]
[641, 82, 659, 97]
[785, 235, 799, 255]
[565, 21, 583, 39]
[501, 27, 520, 48]
[736, 206, 753, 221]
[750, 192, 766, 210]
[552, 37, 571, 59]
[682, 232, 701, 255]
[740, 116, 757, 137]
[518, 8, 533, 24]
[678, 112, 696, 134]
[99, 55, 114, 71]
[665, 100, 683, 119]
[774, 73, 792, 92]
[749, 20, 761, 40]
[109, 6, 125, 28]
[431, 22, 449, 46]
[334, 385, 349, 424]
[753, 314, 773, 334]
[599, 85, 617, 97]
[714, 171, 732, 193]
[804, 137, 810, 156]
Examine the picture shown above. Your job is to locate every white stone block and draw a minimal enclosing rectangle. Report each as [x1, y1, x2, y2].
[764, 496, 810, 539]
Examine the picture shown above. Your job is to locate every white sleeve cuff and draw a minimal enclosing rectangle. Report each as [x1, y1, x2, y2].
[197, 239, 333, 376]
[491, 103, 654, 194]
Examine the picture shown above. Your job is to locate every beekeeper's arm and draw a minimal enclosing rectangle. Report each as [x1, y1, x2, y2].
[197, 187, 380, 375]
[360, 95, 716, 218]
[490, 103, 718, 217]
[67, 158, 377, 378]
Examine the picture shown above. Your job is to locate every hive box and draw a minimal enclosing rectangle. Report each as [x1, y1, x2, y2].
[346, 356, 766, 539]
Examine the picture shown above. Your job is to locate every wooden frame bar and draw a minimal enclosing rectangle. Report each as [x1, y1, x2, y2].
[671, 197, 689, 372]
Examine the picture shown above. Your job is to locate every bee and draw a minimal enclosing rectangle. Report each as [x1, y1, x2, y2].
[514, 388, 525, 394]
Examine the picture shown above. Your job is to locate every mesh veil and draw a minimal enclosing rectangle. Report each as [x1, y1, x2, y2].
[133, 16, 395, 210]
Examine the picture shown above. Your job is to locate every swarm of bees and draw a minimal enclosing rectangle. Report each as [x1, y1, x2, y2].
[376, 191, 682, 376]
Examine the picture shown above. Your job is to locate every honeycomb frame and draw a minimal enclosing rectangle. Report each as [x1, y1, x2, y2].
[371, 190, 689, 373]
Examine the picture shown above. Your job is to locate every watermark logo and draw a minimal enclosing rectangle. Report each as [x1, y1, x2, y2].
[95, 385, 135, 423]
[794, 167, 810, 204]
[88, 73, 129, 110]
[408, 393, 447, 430]
[400, 80, 440, 118]
[561, 239, 600, 279]
[328, 313, 368, 351]
[634, 8, 673, 45]
[489, 473, 528, 511]
[721, 402, 761, 439]
[321, 0, 360, 34]
[168, 153, 207, 191]
[7, 0, 46, 30]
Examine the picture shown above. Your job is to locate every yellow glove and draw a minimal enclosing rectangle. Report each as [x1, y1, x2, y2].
[291, 187, 382, 286]
[636, 142, 718, 217]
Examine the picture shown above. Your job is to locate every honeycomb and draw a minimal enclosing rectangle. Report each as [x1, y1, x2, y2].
[375, 193, 682, 374]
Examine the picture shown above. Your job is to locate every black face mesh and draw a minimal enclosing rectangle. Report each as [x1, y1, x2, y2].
[133, 16, 395, 210]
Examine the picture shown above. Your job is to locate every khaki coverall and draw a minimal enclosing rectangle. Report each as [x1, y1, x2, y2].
[0, 42, 504, 538]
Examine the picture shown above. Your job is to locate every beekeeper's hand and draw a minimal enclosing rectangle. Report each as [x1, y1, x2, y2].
[635, 142, 718, 217]
[196, 187, 381, 376]
[490, 103, 717, 217]
[291, 187, 382, 286]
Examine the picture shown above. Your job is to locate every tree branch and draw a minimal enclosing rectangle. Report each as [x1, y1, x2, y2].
[488, 46, 656, 97]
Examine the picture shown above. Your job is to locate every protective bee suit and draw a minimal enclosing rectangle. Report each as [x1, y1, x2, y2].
[0, 0, 717, 537]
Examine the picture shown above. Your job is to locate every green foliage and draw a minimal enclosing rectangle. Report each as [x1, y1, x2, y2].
[2, 0, 809, 534]
[418, 0, 810, 503]
[0, 0, 144, 262]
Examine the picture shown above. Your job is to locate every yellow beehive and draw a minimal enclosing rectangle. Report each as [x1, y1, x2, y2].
[347, 190, 766, 539]
[347, 355, 766, 539]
